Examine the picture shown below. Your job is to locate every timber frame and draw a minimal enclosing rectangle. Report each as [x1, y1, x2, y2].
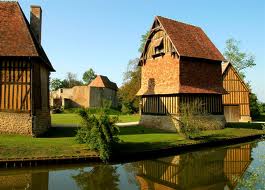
[222, 62, 251, 122]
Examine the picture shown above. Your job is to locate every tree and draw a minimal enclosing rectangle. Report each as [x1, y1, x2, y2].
[138, 31, 149, 53]
[224, 38, 255, 78]
[83, 68, 96, 85]
[50, 78, 63, 91]
[250, 93, 262, 119]
[118, 31, 149, 113]
[118, 58, 141, 113]
[223, 38, 261, 118]
[63, 72, 83, 88]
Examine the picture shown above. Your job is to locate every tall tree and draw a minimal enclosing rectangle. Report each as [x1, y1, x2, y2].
[224, 38, 255, 78]
[83, 68, 96, 85]
[118, 31, 149, 113]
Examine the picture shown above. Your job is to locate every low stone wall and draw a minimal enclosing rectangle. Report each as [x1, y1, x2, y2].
[0, 112, 32, 135]
[139, 114, 226, 132]
[33, 109, 51, 136]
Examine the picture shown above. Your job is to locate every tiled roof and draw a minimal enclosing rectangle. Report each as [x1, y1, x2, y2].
[89, 75, 118, 91]
[0, 2, 55, 71]
[156, 16, 225, 61]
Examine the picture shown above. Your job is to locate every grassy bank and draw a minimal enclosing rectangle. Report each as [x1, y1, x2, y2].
[0, 125, 264, 159]
[51, 113, 140, 125]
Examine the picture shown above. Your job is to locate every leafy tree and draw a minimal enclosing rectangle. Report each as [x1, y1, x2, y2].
[224, 38, 255, 78]
[62, 72, 83, 88]
[249, 93, 262, 119]
[118, 31, 149, 113]
[138, 31, 149, 53]
[50, 78, 63, 91]
[83, 68, 96, 85]
[118, 58, 141, 113]
[223, 38, 261, 118]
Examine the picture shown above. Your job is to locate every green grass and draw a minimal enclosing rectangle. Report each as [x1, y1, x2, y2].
[115, 126, 265, 153]
[0, 124, 264, 159]
[51, 113, 140, 125]
[0, 134, 94, 159]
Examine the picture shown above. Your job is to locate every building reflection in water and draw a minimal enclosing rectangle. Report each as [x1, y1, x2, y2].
[135, 144, 251, 190]
[0, 144, 252, 190]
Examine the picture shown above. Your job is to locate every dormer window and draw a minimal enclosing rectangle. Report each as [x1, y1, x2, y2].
[152, 37, 165, 58]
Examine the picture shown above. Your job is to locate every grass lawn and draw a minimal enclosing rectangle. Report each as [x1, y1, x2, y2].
[0, 124, 264, 159]
[51, 113, 140, 125]
[116, 126, 265, 152]
[0, 135, 95, 159]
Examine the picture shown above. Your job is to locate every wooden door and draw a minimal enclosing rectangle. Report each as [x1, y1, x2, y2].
[224, 105, 240, 122]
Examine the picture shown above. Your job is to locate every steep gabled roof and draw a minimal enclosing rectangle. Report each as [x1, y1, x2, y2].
[140, 16, 224, 62]
[89, 75, 118, 91]
[222, 62, 250, 92]
[0, 1, 55, 71]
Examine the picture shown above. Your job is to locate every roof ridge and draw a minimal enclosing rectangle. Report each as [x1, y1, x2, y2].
[156, 15, 200, 29]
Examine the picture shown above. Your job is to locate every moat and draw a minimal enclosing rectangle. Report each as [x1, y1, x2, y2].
[0, 140, 264, 190]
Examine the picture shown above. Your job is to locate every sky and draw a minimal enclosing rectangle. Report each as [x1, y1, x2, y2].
[18, 0, 265, 101]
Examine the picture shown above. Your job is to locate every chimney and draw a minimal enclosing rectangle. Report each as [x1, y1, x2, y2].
[30, 5, 42, 44]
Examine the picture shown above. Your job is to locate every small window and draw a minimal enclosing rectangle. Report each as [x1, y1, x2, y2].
[152, 37, 165, 57]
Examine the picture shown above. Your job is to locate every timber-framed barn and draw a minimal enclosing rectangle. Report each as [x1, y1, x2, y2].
[222, 62, 251, 122]
[137, 16, 227, 131]
[0, 2, 55, 136]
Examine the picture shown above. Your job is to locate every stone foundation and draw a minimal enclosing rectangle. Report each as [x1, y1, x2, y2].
[139, 115, 181, 132]
[0, 112, 32, 135]
[140, 114, 226, 132]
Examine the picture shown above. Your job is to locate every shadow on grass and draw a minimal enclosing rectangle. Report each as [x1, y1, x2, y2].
[119, 126, 176, 135]
[44, 126, 79, 138]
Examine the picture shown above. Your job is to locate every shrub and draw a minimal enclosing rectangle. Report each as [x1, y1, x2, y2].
[176, 100, 223, 139]
[75, 109, 119, 161]
[50, 105, 63, 114]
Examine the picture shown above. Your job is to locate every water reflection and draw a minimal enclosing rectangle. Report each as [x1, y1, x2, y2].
[0, 142, 257, 190]
[135, 144, 251, 190]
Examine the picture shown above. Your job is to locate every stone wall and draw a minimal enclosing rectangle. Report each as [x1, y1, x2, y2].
[0, 112, 32, 135]
[140, 114, 226, 133]
[33, 109, 51, 136]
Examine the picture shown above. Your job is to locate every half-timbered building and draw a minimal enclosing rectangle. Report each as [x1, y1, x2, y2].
[222, 62, 251, 122]
[137, 16, 226, 131]
[0, 2, 55, 136]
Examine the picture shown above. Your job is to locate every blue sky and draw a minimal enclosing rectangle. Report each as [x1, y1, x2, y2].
[19, 0, 265, 101]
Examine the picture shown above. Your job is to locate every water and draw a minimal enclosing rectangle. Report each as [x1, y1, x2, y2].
[0, 141, 265, 190]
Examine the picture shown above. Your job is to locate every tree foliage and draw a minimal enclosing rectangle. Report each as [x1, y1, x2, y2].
[118, 58, 141, 113]
[118, 31, 149, 113]
[50, 72, 83, 91]
[50, 78, 63, 91]
[224, 38, 255, 78]
[83, 68, 96, 85]
[138, 31, 150, 53]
